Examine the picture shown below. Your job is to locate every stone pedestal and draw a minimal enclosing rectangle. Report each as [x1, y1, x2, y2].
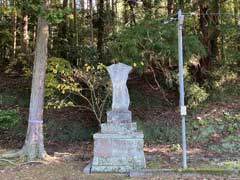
[91, 111, 146, 173]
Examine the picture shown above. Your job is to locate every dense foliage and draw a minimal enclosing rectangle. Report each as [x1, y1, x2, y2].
[1, 0, 239, 110]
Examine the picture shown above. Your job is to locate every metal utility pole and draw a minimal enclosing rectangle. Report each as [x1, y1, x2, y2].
[178, 9, 187, 170]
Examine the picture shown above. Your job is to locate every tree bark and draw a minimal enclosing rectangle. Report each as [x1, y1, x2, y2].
[233, 0, 239, 26]
[167, 0, 173, 16]
[89, 0, 94, 46]
[21, 11, 30, 62]
[73, 0, 80, 65]
[12, 2, 17, 60]
[62, 0, 68, 35]
[199, 2, 219, 70]
[22, 0, 50, 160]
[97, 0, 104, 63]
[123, 0, 128, 24]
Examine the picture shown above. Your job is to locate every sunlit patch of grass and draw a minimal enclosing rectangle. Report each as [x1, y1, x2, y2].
[215, 161, 240, 169]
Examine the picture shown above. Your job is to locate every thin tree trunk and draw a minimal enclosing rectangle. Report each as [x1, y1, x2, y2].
[12, 4, 17, 60]
[199, 2, 219, 70]
[142, 0, 152, 16]
[33, 25, 37, 45]
[97, 0, 104, 63]
[111, 0, 116, 33]
[123, 0, 128, 24]
[62, 0, 68, 35]
[22, 0, 50, 160]
[22, 11, 30, 62]
[73, 0, 80, 65]
[167, 0, 173, 16]
[128, 0, 136, 26]
[90, 0, 94, 46]
[233, 0, 239, 26]
[80, 0, 85, 22]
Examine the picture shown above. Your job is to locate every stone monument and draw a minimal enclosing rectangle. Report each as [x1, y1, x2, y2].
[90, 63, 146, 173]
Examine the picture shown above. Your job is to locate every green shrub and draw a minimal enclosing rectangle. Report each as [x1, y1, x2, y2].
[0, 109, 21, 130]
[45, 57, 111, 124]
[186, 82, 209, 109]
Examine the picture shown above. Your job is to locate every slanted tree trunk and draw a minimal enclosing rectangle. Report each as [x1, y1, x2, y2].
[1, 0, 50, 161]
[22, 0, 50, 160]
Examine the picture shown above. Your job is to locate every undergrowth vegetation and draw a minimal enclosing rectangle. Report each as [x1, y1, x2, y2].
[189, 112, 240, 153]
[137, 119, 181, 144]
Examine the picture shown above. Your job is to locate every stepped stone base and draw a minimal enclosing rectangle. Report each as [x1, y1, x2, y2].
[91, 132, 146, 173]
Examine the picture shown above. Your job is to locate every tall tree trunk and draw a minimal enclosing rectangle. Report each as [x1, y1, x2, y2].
[12, 3, 17, 60]
[57, 0, 68, 59]
[62, 0, 68, 35]
[21, 11, 30, 62]
[111, 0, 116, 33]
[199, 2, 219, 71]
[22, 0, 50, 160]
[142, 0, 152, 16]
[106, 0, 110, 11]
[128, 0, 136, 26]
[178, 0, 184, 10]
[97, 0, 104, 63]
[89, 0, 94, 46]
[80, 0, 85, 22]
[233, 0, 239, 26]
[167, 0, 173, 16]
[73, 0, 80, 65]
[123, 0, 129, 24]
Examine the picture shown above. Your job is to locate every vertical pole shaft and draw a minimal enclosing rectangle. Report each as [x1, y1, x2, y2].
[178, 9, 187, 170]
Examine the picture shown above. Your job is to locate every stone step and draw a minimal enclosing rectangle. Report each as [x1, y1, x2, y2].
[107, 111, 132, 123]
[93, 132, 144, 139]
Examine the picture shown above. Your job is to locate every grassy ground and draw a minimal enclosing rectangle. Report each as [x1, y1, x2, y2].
[0, 143, 239, 179]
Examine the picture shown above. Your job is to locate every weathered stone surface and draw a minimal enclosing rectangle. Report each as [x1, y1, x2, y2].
[107, 110, 132, 123]
[91, 133, 146, 173]
[101, 122, 137, 134]
[93, 132, 144, 139]
[107, 63, 132, 111]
